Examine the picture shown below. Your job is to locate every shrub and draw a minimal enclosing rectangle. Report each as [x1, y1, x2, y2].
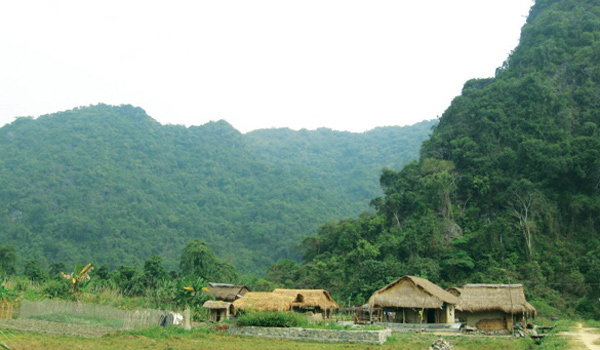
[41, 280, 70, 298]
[236, 311, 308, 328]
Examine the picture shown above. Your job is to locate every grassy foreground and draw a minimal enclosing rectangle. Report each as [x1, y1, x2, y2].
[0, 326, 555, 350]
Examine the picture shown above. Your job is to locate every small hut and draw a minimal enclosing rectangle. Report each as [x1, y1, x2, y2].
[232, 292, 294, 313]
[205, 283, 249, 302]
[202, 300, 234, 322]
[272, 289, 339, 319]
[368, 275, 458, 324]
[449, 284, 536, 330]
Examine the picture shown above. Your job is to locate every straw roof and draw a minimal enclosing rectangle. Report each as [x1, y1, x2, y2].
[273, 289, 339, 310]
[202, 300, 233, 310]
[206, 283, 249, 302]
[446, 287, 461, 297]
[369, 275, 458, 309]
[450, 284, 537, 314]
[232, 292, 293, 312]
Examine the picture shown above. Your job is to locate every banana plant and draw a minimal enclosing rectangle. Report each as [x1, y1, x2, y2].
[175, 277, 209, 309]
[60, 263, 93, 295]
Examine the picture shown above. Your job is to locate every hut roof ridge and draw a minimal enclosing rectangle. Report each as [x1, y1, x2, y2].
[273, 288, 339, 309]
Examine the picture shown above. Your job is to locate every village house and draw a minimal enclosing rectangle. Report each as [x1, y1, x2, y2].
[202, 283, 250, 322]
[447, 284, 536, 331]
[202, 300, 235, 322]
[205, 283, 249, 302]
[231, 289, 339, 320]
[232, 292, 295, 312]
[272, 289, 339, 320]
[368, 275, 458, 324]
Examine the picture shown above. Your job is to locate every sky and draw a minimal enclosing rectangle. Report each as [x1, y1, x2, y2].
[0, 0, 533, 133]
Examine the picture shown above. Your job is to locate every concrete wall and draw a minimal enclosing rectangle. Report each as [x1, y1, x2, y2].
[228, 325, 392, 345]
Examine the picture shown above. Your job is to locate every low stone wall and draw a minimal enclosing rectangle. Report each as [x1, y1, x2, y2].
[228, 325, 392, 345]
[375, 322, 462, 333]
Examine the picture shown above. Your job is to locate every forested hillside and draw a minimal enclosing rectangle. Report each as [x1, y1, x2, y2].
[246, 121, 434, 207]
[0, 104, 432, 274]
[273, 0, 600, 317]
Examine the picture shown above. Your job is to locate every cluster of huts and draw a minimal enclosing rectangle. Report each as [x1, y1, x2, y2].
[202, 283, 339, 322]
[202, 276, 536, 331]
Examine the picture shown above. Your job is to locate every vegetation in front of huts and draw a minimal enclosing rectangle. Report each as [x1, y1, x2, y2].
[0, 239, 238, 321]
[234, 310, 386, 330]
[236, 311, 309, 328]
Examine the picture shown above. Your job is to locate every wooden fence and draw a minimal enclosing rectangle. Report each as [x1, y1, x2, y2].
[0, 299, 13, 320]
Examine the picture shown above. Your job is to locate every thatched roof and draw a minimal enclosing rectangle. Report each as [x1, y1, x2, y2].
[450, 284, 537, 314]
[232, 292, 293, 312]
[369, 275, 458, 309]
[446, 287, 461, 297]
[202, 300, 233, 310]
[273, 289, 339, 310]
[206, 283, 249, 302]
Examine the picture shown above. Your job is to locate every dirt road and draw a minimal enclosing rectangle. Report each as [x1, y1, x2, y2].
[560, 323, 600, 350]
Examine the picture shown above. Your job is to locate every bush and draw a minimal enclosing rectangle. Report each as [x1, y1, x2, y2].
[236, 311, 308, 328]
[41, 280, 70, 298]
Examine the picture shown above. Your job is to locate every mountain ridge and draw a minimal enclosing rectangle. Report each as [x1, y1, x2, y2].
[0, 104, 434, 274]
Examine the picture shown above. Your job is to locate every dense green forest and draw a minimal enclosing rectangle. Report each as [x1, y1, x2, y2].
[264, 0, 600, 318]
[0, 104, 432, 274]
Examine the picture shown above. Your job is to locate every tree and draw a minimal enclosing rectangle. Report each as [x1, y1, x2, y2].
[0, 246, 17, 275]
[143, 255, 166, 288]
[24, 259, 47, 283]
[507, 181, 543, 258]
[48, 262, 66, 280]
[179, 239, 231, 281]
[266, 259, 300, 288]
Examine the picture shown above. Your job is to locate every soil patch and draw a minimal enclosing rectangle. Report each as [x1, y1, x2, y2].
[560, 322, 600, 350]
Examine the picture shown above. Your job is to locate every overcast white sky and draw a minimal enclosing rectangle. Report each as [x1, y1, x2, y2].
[0, 0, 533, 133]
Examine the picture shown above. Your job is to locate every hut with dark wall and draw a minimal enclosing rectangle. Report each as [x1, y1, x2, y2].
[448, 284, 536, 331]
[205, 283, 249, 302]
[368, 276, 458, 324]
[272, 289, 339, 320]
[202, 300, 234, 322]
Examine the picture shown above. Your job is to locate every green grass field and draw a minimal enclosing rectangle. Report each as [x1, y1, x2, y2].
[0, 325, 558, 350]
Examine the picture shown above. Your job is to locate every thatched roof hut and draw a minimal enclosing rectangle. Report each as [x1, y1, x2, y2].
[202, 300, 234, 322]
[450, 284, 537, 314]
[205, 283, 249, 302]
[369, 276, 458, 309]
[232, 292, 293, 312]
[272, 289, 339, 310]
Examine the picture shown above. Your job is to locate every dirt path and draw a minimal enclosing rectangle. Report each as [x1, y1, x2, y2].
[560, 323, 600, 350]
